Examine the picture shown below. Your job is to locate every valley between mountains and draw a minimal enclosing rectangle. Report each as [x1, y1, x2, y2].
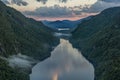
[0, 1, 120, 80]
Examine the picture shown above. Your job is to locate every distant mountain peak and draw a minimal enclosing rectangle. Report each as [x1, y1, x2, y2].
[42, 16, 92, 32]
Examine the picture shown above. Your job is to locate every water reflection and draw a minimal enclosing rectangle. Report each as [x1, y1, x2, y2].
[30, 39, 94, 80]
[54, 32, 71, 37]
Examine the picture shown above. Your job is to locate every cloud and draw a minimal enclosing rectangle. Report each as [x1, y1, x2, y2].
[1, 0, 28, 6]
[73, 0, 120, 14]
[2, 0, 120, 20]
[23, 5, 75, 18]
[36, 0, 68, 4]
[1, 53, 37, 69]
[89, 0, 120, 12]
[81, 1, 108, 13]
[30, 39, 94, 80]
[59, 0, 68, 3]
[100, 0, 120, 3]
[24, 1, 117, 20]
[36, 0, 48, 4]
[1, 0, 9, 4]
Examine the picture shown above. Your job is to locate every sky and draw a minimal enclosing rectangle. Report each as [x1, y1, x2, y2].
[1, 0, 120, 21]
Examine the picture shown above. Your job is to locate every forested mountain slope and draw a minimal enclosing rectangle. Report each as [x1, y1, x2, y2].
[0, 1, 59, 80]
[0, 1, 59, 60]
[71, 7, 120, 80]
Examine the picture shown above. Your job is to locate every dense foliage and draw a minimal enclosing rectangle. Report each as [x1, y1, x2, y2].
[0, 1, 59, 80]
[71, 7, 120, 80]
[0, 1, 58, 60]
[0, 58, 29, 80]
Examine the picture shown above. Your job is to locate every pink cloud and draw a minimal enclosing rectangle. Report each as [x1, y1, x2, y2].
[26, 13, 98, 21]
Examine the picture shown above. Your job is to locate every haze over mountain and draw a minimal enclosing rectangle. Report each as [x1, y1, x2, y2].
[42, 16, 91, 32]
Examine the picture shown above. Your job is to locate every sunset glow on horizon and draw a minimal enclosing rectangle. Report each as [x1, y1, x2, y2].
[2, 0, 120, 21]
[27, 13, 98, 21]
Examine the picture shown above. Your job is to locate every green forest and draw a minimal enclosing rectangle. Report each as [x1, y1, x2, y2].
[71, 7, 120, 80]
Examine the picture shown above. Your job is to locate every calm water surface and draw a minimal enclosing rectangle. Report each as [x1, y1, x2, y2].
[30, 39, 94, 80]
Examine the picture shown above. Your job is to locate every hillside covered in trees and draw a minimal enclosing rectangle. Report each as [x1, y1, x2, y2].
[0, 1, 59, 80]
[71, 7, 120, 80]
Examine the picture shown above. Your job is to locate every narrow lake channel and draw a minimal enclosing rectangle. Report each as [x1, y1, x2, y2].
[30, 39, 94, 80]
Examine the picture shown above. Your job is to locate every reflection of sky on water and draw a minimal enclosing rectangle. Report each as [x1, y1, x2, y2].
[30, 39, 94, 80]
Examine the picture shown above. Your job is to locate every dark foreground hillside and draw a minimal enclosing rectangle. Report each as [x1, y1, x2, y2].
[71, 7, 120, 80]
[0, 1, 59, 80]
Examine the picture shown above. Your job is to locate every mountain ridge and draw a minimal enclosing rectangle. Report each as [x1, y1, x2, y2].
[42, 16, 91, 32]
[71, 6, 120, 80]
[0, 1, 59, 80]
